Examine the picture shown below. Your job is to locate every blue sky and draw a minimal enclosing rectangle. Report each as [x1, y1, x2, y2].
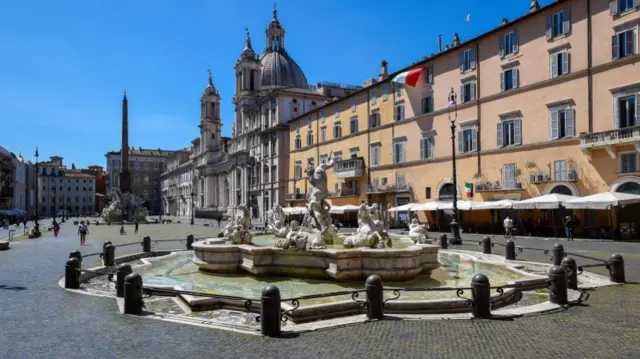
[0, 0, 554, 168]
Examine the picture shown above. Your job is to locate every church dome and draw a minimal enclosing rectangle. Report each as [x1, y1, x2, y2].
[259, 50, 309, 89]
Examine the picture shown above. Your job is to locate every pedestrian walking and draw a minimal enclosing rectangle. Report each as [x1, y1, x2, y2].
[217, 216, 221, 227]
[120, 221, 126, 235]
[53, 219, 60, 237]
[78, 221, 89, 246]
[134, 220, 139, 234]
[503, 216, 514, 238]
[564, 215, 575, 241]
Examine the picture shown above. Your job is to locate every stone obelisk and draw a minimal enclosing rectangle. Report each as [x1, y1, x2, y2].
[120, 91, 131, 193]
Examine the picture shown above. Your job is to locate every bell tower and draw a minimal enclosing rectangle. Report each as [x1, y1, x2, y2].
[233, 28, 262, 135]
[200, 70, 222, 151]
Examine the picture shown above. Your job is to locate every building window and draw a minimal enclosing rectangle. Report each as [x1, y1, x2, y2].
[425, 64, 434, 84]
[550, 51, 569, 78]
[320, 127, 327, 142]
[499, 31, 519, 58]
[333, 122, 342, 139]
[154, 162, 158, 169]
[370, 144, 381, 167]
[393, 140, 405, 163]
[334, 153, 342, 163]
[370, 89, 377, 105]
[395, 84, 402, 97]
[422, 96, 434, 114]
[620, 152, 638, 173]
[295, 135, 301, 149]
[306, 131, 314, 146]
[369, 112, 380, 128]
[295, 161, 302, 179]
[382, 85, 388, 101]
[459, 126, 478, 153]
[461, 82, 476, 103]
[553, 160, 568, 181]
[308, 117, 312, 128]
[501, 68, 519, 92]
[497, 118, 522, 147]
[420, 136, 434, 159]
[425, 187, 432, 199]
[396, 175, 406, 187]
[613, 0, 637, 15]
[335, 104, 340, 118]
[546, 8, 571, 39]
[394, 103, 405, 122]
[549, 107, 575, 139]
[460, 48, 476, 72]
[351, 98, 356, 112]
[320, 154, 328, 165]
[349, 149, 358, 159]
[320, 110, 325, 122]
[350, 117, 358, 134]
[612, 29, 636, 60]
[503, 163, 517, 189]
[616, 94, 638, 128]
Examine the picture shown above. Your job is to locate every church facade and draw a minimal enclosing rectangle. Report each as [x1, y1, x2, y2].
[167, 7, 359, 220]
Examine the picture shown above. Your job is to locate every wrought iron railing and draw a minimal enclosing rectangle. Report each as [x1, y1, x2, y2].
[328, 187, 359, 197]
[580, 125, 640, 146]
[285, 193, 306, 201]
[335, 157, 365, 172]
[475, 181, 523, 192]
[366, 183, 412, 194]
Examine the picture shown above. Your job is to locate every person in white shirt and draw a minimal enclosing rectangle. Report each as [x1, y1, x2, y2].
[503, 216, 514, 237]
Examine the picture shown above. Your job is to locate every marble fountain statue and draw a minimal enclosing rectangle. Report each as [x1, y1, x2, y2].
[192, 154, 439, 281]
[101, 188, 148, 222]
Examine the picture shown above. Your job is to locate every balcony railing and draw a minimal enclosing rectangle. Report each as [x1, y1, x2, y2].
[328, 187, 359, 198]
[475, 181, 523, 192]
[580, 125, 640, 148]
[285, 193, 306, 201]
[335, 157, 365, 179]
[366, 183, 412, 194]
[528, 170, 578, 184]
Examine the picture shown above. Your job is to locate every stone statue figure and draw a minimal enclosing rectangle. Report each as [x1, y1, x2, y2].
[343, 203, 392, 248]
[302, 154, 339, 248]
[265, 204, 287, 238]
[101, 188, 148, 222]
[408, 217, 431, 244]
[274, 220, 309, 251]
[223, 204, 253, 244]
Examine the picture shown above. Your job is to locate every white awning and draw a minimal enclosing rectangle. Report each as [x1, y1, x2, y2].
[562, 191, 640, 210]
[388, 203, 417, 212]
[513, 194, 577, 209]
[283, 207, 308, 215]
[471, 199, 518, 210]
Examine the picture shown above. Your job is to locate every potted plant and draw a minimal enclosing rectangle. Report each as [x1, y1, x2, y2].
[525, 161, 537, 169]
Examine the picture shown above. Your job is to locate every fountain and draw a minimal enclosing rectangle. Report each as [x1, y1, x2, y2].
[101, 188, 148, 223]
[192, 154, 440, 281]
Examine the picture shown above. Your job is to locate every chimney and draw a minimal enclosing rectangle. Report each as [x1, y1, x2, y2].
[378, 60, 388, 81]
[438, 34, 443, 52]
[529, 0, 540, 13]
[445, 44, 450, 50]
[501, 18, 509, 25]
[452, 32, 461, 47]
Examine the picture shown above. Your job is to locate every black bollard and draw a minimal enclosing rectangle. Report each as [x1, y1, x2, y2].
[260, 285, 282, 338]
[186, 234, 194, 250]
[481, 236, 492, 254]
[608, 253, 625, 283]
[552, 243, 564, 266]
[116, 264, 133, 298]
[142, 236, 151, 253]
[103, 244, 115, 267]
[561, 257, 578, 290]
[548, 265, 568, 305]
[471, 273, 491, 318]
[365, 275, 384, 320]
[65, 257, 81, 289]
[102, 241, 112, 252]
[69, 250, 83, 266]
[505, 240, 516, 260]
[440, 234, 448, 249]
[124, 273, 144, 315]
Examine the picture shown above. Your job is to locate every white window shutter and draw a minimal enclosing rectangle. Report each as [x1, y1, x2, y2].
[499, 36, 505, 58]
[460, 52, 465, 72]
[500, 72, 505, 92]
[514, 68, 519, 88]
[610, 0, 619, 16]
[565, 108, 575, 137]
[563, 8, 571, 34]
[563, 52, 570, 74]
[470, 82, 476, 101]
[550, 110, 559, 139]
[514, 118, 522, 145]
[627, 29, 636, 56]
[513, 31, 519, 53]
[460, 85, 465, 102]
[613, 97, 620, 129]
[636, 94, 640, 124]
[612, 34, 619, 60]
[420, 139, 425, 159]
[471, 48, 477, 69]
[546, 15, 553, 39]
[458, 131, 464, 153]
[472, 128, 478, 151]
[497, 123, 503, 147]
[428, 138, 434, 158]
[551, 54, 558, 78]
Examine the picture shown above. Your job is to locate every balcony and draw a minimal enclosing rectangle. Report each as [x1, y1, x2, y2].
[528, 170, 578, 184]
[328, 186, 359, 198]
[366, 183, 412, 194]
[580, 126, 640, 158]
[335, 157, 365, 179]
[285, 193, 306, 202]
[475, 181, 523, 192]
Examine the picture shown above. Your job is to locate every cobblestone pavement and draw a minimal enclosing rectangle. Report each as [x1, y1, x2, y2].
[1, 221, 639, 359]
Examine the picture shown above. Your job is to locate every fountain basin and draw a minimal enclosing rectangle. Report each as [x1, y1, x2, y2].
[192, 239, 439, 282]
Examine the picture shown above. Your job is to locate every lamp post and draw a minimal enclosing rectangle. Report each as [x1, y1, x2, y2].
[34, 147, 40, 236]
[190, 191, 195, 225]
[448, 88, 462, 244]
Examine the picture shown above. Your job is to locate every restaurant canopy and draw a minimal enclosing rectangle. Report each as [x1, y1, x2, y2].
[512, 194, 577, 209]
[388, 203, 417, 212]
[562, 191, 640, 210]
[282, 207, 308, 215]
[329, 204, 361, 214]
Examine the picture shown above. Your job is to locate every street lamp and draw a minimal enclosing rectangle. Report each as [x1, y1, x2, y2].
[448, 88, 462, 244]
[34, 147, 40, 236]
[190, 191, 195, 225]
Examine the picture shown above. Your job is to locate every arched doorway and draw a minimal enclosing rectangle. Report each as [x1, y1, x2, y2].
[436, 180, 462, 231]
[611, 176, 640, 239]
[616, 181, 640, 195]
[438, 183, 455, 202]
[550, 185, 573, 196]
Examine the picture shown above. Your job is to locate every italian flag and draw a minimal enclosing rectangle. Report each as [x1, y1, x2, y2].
[391, 68, 424, 87]
[465, 183, 473, 197]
